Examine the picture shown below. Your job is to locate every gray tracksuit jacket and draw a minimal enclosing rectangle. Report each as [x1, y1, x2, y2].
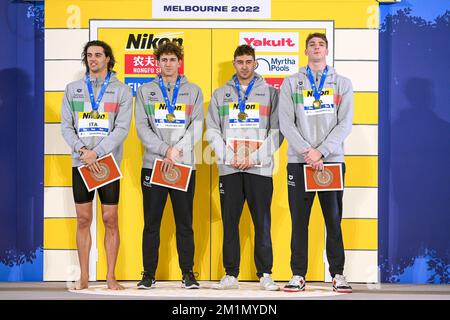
[279, 66, 354, 163]
[135, 75, 204, 169]
[60, 72, 133, 167]
[206, 73, 283, 177]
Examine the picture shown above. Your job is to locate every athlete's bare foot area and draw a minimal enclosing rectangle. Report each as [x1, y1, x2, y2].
[107, 279, 125, 290]
[74, 277, 89, 290]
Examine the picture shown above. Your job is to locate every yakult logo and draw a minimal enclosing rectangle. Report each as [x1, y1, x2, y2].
[240, 32, 299, 52]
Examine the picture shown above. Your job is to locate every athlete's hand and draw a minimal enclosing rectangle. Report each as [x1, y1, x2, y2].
[233, 155, 256, 170]
[78, 146, 87, 155]
[161, 158, 174, 174]
[303, 148, 322, 165]
[166, 147, 183, 163]
[80, 149, 98, 166]
[88, 161, 101, 174]
[311, 159, 324, 171]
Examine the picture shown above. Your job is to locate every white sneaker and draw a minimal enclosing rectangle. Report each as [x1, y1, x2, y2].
[332, 274, 352, 293]
[259, 273, 280, 291]
[283, 275, 306, 292]
[211, 275, 239, 290]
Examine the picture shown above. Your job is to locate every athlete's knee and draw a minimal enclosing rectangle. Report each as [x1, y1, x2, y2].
[77, 215, 92, 229]
[102, 211, 118, 230]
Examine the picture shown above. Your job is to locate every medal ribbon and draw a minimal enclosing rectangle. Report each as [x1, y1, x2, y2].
[306, 66, 328, 102]
[159, 75, 181, 116]
[234, 75, 257, 115]
[86, 72, 111, 113]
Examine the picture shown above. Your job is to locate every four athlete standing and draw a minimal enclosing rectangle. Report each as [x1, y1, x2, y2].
[61, 33, 353, 293]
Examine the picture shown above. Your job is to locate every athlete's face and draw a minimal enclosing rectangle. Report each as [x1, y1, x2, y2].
[86, 46, 110, 74]
[305, 37, 329, 63]
[233, 54, 256, 81]
[157, 53, 181, 78]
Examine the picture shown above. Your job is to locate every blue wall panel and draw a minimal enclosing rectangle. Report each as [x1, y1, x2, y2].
[0, 0, 44, 281]
[379, 0, 450, 284]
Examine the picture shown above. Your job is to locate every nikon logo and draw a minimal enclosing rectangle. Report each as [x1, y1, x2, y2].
[158, 104, 182, 111]
[126, 34, 183, 50]
[82, 113, 106, 119]
[232, 103, 256, 110]
[306, 90, 329, 97]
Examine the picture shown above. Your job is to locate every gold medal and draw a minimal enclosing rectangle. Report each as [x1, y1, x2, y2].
[313, 100, 322, 109]
[166, 113, 176, 122]
[238, 112, 248, 121]
[90, 110, 100, 119]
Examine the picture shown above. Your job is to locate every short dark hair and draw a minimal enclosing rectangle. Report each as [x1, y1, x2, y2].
[82, 40, 116, 73]
[234, 44, 255, 60]
[305, 33, 328, 48]
[154, 42, 184, 61]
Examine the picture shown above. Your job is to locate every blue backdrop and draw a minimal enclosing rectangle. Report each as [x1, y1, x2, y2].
[379, 0, 450, 283]
[0, 0, 44, 281]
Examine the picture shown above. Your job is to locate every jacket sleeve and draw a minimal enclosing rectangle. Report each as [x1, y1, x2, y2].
[250, 87, 284, 165]
[205, 91, 234, 164]
[174, 85, 204, 154]
[93, 86, 133, 158]
[278, 77, 311, 155]
[134, 85, 170, 157]
[60, 85, 86, 153]
[317, 78, 354, 158]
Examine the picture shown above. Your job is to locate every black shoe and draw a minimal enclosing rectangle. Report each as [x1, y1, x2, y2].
[137, 271, 156, 289]
[182, 271, 200, 289]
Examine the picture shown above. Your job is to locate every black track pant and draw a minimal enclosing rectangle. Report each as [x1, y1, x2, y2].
[219, 172, 274, 278]
[287, 163, 346, 278]
[141, 168, 196, 275]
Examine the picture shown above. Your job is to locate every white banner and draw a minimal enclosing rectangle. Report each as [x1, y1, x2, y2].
[152, 0, 271, 19]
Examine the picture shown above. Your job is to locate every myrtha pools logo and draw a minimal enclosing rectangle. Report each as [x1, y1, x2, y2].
[255, 55, 298, 75]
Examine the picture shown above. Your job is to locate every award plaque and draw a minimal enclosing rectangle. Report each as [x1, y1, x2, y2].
[90, 163, 110, 182]
[161, 166, 182, 184]
[304, 163, 343, 192]
[226, 138, 264, 168]
[150, 159, 193, 192]
[78, 153, 122, 192]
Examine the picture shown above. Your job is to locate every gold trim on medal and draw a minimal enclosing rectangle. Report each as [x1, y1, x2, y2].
[90, 110, 100, 119]
[166, 113, 176, 123]
[238, 112, 248, 121]
[313, 100, 322, 109]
